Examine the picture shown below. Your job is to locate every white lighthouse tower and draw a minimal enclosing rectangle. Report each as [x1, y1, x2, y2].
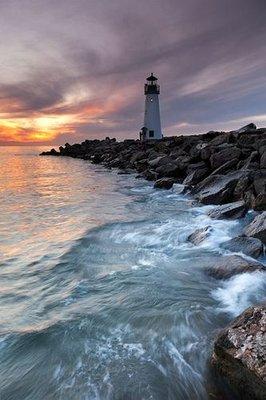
[140, 73, 163, 141]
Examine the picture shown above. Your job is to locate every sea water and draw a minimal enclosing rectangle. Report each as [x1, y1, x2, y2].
[0, 147, 265, 400]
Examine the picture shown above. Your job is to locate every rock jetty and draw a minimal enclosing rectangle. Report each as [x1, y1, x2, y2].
[41, 123, 266, 399]
[41, 123, 266, 211]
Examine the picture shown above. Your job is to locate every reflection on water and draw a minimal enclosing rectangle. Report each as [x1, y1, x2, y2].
[0, 146, 265, 400]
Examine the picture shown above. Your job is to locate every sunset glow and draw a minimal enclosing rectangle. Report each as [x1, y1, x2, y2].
[0, 0, 265, 145]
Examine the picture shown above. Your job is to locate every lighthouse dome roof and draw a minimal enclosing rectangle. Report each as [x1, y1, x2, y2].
[147, 73, 158, 81]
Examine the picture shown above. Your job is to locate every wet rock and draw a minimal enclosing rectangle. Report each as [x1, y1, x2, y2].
[244, 212, 266, 244]
[193, 171, 245, 205]
[117, 169, 134, 175]
[187, 226, 212, 245]
[208, 201, 247, 219]
[211, 305, 266, 400]
[221, 236, 263, 258]
[154, 177, 175, 190]
[205, 255, 265, 279]
[142, 169, 158, 181]
[210, 147, 241, 170]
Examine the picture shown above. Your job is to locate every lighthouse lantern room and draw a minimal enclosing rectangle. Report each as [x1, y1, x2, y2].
[140, 73, 163, 141]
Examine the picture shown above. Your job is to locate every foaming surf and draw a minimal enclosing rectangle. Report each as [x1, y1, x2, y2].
[0, 148, 265, 400]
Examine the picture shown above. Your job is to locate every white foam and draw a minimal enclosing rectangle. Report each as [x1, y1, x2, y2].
[212, 271, 266, 316]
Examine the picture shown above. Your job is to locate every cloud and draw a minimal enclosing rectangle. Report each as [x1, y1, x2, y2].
[0, 0, 266, 144]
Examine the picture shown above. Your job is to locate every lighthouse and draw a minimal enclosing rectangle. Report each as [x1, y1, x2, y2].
[140, 73, 163, 141]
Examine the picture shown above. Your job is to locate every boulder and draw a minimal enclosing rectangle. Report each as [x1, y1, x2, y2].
[210, 147, 241, 170]
[253, 173, 266, 196]
[155, 162, 180, 178]
[142, 169, 158, 181]
[208, 133, 231, 147]
[154, 177, 175, 190]
[209, 158, 239, 176]
[244, 212, 266, 244]
[193, 171, 246, 205]
[234, 175, 251, 200]
[208, 201, 247, 219]
[183, 167, 209, 186]
[130, 151, 147, 164]
[186, 161, 207, 173]
[236, 123, 257, 133]
[211, 305, 266, 400]
[254, 194, 266, 211]
[242, 151, 259, 170]
[187, 226, 212, 245]
[148, 156, 172, 168]
[205, 255, 265, 279]
[221, 236, 263, 258]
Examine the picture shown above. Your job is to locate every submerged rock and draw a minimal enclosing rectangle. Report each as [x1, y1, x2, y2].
[205, 255, 265, 279]
[221, 236, 263, 258]
[244, 212, 266, 244]
[211, 305, 266, 400]
[187, 226, 212, 245]
[208, 201, 247, 219]
[154, 177, 174, 190]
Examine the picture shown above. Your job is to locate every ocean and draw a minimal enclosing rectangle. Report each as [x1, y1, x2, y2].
[0, 146, 265, 400]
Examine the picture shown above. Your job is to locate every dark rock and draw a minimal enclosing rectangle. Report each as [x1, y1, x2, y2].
[155, 162, 180, 178]
[205, 255, 265, 279]
[253, 173, 266, 196]
[208, 133, 231, 147]
[260, 152, 266, 169]
[148, 156, 172, 168]
[242, 151, 259, 170]
[183, 167, 209, 186]
[188, 226, 212, 245]
[142, 169, 158, 181]
[117, 169, 134, 175]
[211, 305, 266, 400]
[221, 236, 263, 258]
[210, 147, 241, 170]
[209, 158, 239, 176]
[154, 177, 175, 190]
[186, 161, 207, 173]
[236, 123, 257, 133]
[208, 201, 247, 219]
[193, 171, 246, 205]
[234, 175, 251, 200]
[254, 194, 266, 211]
[201, 145, 214, 160]
[244, 212, 266, 244]
[130, 151, 146, 164]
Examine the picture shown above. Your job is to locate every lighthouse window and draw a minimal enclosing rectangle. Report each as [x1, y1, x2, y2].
[149, 130, 154, 138]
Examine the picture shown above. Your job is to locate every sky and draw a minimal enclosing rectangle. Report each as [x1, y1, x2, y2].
[0, 0, 266, 145]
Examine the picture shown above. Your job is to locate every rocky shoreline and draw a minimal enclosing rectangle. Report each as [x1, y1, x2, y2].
[41, 123, 266, 399]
